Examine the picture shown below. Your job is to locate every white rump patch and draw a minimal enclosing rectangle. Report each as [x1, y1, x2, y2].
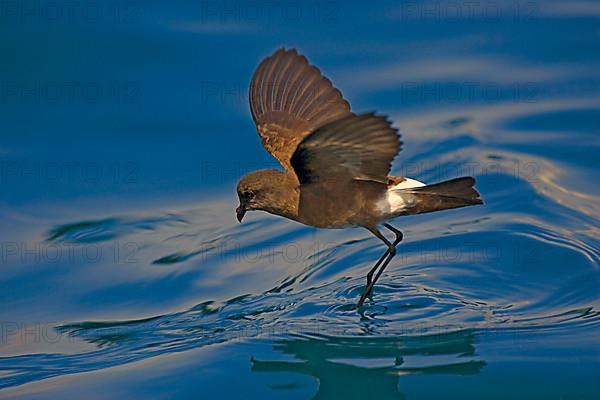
[377, 177, 426, 216]
[390, 178, 426, 190]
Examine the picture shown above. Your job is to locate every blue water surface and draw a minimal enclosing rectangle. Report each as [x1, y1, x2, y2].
[1, 0, 599, 398]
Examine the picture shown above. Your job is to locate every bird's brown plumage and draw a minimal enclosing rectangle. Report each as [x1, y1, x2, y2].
[249, 48, 352, 173]
[290, 113, 401, 185]
[243, 48, 403, 229]
[238, 48, 483, 306]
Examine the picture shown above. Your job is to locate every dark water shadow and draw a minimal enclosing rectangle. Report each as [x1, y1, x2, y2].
[252, 331, 485, 399]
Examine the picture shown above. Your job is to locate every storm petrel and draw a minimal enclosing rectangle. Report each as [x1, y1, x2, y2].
[236, 48, 483, 307]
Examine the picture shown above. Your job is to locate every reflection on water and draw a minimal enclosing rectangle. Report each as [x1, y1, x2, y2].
[252, 333, 485, 399]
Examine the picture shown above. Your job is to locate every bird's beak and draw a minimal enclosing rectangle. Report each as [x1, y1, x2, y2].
[236, 205, 246, 223]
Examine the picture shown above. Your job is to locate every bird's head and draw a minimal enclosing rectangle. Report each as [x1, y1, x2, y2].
[235, 169, 298, 223]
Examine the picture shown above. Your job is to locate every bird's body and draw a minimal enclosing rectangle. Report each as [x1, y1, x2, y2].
[236, 48, 483, 307]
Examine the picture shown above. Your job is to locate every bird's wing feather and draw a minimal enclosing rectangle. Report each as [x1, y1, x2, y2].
[250, 48, 351, 171]
[290, 113, 402, 184]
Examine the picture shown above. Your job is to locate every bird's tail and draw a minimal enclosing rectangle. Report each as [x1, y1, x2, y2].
[396, 177, 483, 215]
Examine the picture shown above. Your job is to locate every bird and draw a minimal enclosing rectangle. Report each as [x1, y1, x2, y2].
[236, 48, 483, 307]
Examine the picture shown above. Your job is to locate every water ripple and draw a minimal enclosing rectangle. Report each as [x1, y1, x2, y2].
[1, 272, 598, 389]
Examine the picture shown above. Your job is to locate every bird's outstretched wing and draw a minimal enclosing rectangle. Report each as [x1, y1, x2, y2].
[249, 48, 351, 171]
[290, 113, 402, 184]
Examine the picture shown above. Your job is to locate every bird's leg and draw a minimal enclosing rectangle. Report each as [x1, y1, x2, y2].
[358, 224, 403, 307]
[365, 224, 403, 287]
[359, 239, 395, 307]
[366, 249, 390, 288]
[370, 224, 403, 289]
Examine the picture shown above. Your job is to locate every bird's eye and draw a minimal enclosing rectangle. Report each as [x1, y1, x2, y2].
[243, 191, 254, 199]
